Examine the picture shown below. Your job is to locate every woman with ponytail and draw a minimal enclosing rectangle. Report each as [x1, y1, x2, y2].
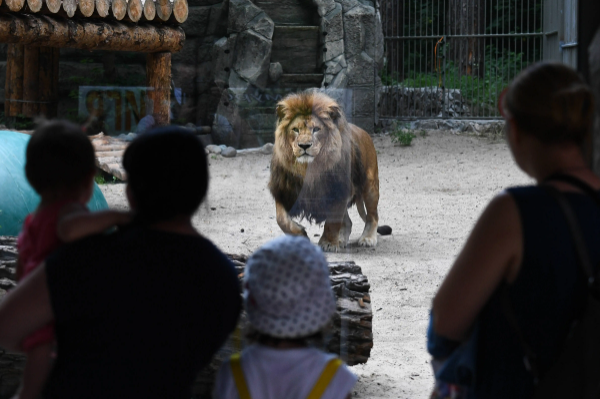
[429, 62, 600, 398]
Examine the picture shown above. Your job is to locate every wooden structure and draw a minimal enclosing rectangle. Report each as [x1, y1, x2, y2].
[2, 0, 188, 124]
[0, 236, 373, 399]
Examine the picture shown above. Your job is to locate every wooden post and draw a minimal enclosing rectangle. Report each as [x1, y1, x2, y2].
[39, 47, 59, 118]
[22, 47, 40, 117]
[6, 44, 24, 117]
[146, 52, 171, 126]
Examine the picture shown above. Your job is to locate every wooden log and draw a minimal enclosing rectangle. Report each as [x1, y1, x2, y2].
[95, 0, 110, 17]
[79, 0, 95, 17]
[171, 0, 187, 23]
[22, 47, 39, 117]
[155, 0, 171, 21]
[5, 0, 25, 12]
[38, 46, 59, 118]
[142, 0, 155, 21]
[146, 52, 171, 126]
[111, 0, 127, 20]
[127, 0, 143, 22]
[46, 0, 61, 13]
[62, 0, 77, 17]
[27, 0, 43, 13]
[7, 44, 24, 117]
[0, 14, 185, 53]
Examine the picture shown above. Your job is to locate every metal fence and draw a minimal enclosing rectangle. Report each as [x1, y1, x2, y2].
[379, 0, 545, 120]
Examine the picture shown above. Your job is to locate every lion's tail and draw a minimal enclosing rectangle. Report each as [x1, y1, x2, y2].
[356, 196, 367, 223]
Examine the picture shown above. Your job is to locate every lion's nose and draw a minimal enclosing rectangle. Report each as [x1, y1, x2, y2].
[298, 143, 312, 150]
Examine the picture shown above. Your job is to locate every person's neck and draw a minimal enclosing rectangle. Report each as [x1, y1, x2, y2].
[147, 216, 199, 236]
[38, 189, 81, 209]
[527, 143, 589, 183]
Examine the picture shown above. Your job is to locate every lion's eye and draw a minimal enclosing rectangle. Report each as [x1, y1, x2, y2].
[292, 128, 299, 134]
[312, 127, 320, 134]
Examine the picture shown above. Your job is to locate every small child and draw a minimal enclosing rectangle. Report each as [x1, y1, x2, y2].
[14, 121, 131, 399]
[213, 235, 357, 399]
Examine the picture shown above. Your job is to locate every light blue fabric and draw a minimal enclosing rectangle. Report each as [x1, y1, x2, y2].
[0, 130, 108, 236]
[427, 311, 479, 389]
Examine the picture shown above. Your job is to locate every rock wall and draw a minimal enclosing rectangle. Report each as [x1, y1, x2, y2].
[378, 86, 472, 119]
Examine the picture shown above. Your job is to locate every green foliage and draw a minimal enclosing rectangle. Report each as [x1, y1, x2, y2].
[95, 173, 118, 185]
[390, 122, 417, 146]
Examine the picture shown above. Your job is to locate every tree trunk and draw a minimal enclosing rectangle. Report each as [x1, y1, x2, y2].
[111, 0, 127, 20]
[0, 14, 184, 53]
[62, 0, 77, 17]
[5, 0, 25, 12]
[171, 0, 187, 23]
[447, 0, 484, 77]
[46, 0, 61, 13]
[79, 0, 96, 17]
[95, 0, 110, 17]
[27, 0, 43, 13]
[146, 52, 171, 126]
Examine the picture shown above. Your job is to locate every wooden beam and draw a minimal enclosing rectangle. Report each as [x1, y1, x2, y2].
[146, 52, 171, 126]
[38, 46, 59, 118]
[0, 14, 184, 53]
[22, 46, 39, 117]
[6, 44, 24, 117]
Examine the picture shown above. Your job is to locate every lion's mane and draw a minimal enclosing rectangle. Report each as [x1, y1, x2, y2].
[268, 91, 366, 224]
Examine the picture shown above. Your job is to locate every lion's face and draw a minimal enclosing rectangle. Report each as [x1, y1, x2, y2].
[287, 115, 328, 164]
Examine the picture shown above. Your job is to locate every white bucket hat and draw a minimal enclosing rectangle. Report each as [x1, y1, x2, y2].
[244, 235, 337, 339]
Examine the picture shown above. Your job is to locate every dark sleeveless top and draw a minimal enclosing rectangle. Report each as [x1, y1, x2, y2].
[472, 186, 600, 399]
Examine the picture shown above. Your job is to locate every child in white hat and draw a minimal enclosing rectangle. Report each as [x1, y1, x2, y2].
[213, 235, 357, 399]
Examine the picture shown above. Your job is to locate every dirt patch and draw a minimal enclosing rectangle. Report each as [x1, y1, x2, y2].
[100, 130, 533, 398]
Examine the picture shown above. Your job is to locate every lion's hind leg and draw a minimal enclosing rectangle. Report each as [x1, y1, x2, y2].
[339, 210, 352, 247]
[358, 186, 379, 247]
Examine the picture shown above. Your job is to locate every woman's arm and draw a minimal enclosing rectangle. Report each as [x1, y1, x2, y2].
[57, 204, 132, 243]
[432, 192, 522, 341]
[0, 264, 53, 352]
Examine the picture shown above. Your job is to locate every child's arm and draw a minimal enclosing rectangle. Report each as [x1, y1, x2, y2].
[57, 204, 132, 243]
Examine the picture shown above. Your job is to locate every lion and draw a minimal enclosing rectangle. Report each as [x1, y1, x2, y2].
[268, 90, 391, 252]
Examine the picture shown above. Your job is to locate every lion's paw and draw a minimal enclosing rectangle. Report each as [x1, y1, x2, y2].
[358, 235, 377, 247]
[318, 237, 345, 252]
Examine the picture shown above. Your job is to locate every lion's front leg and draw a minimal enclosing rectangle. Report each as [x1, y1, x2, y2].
[318, 206, 348, 252]
[275, 202, 308, 237]
[358, 181, 380, 247]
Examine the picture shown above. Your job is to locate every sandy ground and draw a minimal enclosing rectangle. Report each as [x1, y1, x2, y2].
[100, 130, 533, 398]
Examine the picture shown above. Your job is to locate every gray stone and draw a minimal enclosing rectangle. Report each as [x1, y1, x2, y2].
[321, 3, 343, 42]
[352, 116, 374, 133]
[206, 144, 223, 154]
[269, 62, 283, 82]
[325, 54, 345, 75]
[378, 86, 472, 119]
[352, 87, 375, 115]
[260, 142, 274, 154]
[233, 29, 272, 89]
[172, 38, 201, 65]
[344, 5, 374, 58]
[183, 6, 211, 37]
[207, 1, 228, 37]
[228, 0, 262, 34]
[248, 11, 274, 40]
[322, 39, 344, 62]
[221, 146, 238, 157]
[212, 35, 235, 88]
[313, 0, 336, 17]
[364, 7, 384, 67]
[347, 51, 375, 86]
[187, 0, 221, 6]
[331, 69, 348, 88]
[136, 115, 155, 133]
[338, 0, 360, 12]
[228, 70, 252, 91]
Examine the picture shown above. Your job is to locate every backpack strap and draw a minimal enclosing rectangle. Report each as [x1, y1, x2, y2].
[545, 174, 600, 209]
[230, 353, 252, 399]
[305, 358, 343, 399]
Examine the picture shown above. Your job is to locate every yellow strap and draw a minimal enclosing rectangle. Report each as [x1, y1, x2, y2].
[230, 353, 252, 399]
[306, 358, 344, 399]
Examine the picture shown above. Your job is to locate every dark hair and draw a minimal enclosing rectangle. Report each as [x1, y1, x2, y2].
[505, 62, 595, 145]
[123, 126, 208, 224]
[25, 120, 95, 194]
